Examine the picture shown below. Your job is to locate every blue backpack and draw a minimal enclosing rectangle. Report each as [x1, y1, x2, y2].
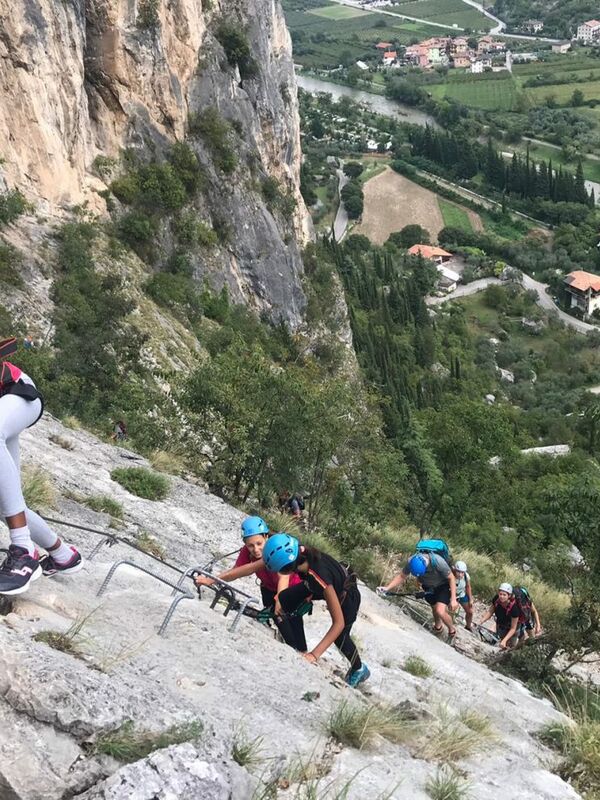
[416, 538, 452, 566]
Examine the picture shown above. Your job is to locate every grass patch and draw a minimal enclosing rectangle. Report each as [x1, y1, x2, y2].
[33, 608, 96, 658]
[262, 509, 304, 538]
[232, 728, 265, 770]
[110, 467, 169, 501]
[425, 767, 471, 800]
[438, 199, 473, 232]
[135, 531, 166, 560]
[403, 654, 433, 678]
[83, 494, 124, 519]
[458, 709, 493, 736]
[93, 720, 202, 763]
[62, 415, 82, 430]
[48, 434, 75, 451]
[22, 466, 56, 510]
[326, 701, 413, 750]
[149, 449, 186, 476]
[419, 707, 489, 762]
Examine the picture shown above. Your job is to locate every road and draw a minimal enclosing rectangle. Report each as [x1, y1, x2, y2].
[333, 166, 349, 242]
[458, 0, 504, 34]
[428, 276, 598, 335]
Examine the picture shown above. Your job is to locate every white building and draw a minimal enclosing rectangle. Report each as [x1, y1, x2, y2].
[577, 19, 600, 43]
[564, 270, 600, 315]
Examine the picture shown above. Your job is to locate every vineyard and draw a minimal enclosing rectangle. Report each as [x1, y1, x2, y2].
[382, 0, 493, 30]
[428, 75, 519, 111]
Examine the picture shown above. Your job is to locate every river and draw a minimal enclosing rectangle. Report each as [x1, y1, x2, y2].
[296, 74, 438, 128]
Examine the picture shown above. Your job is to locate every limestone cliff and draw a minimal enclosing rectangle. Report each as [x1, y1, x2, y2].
[0, 0, 311, 325]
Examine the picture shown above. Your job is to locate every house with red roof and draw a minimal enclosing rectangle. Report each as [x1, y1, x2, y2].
[375, 42, 393, 50]
[408, 244, 453, 264]
[564, 270, 600, 315]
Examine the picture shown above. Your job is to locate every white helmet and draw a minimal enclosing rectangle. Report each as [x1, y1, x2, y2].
[455, 561, 467, 572]
[498, 582, 513, 594]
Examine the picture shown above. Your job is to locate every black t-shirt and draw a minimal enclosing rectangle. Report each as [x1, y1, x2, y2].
[303, 552, 347, 601]
[492, 595, 520, 629]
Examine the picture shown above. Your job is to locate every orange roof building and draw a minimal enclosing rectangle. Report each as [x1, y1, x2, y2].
[375, 42, 393, 50]
[564, 270, 600, 316]
[383, 50, 397, 61]
[408, 244, 452, 263]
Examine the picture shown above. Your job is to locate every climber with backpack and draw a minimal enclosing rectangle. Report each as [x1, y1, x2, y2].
[0, 337, 82, 595]
[377, 538, 458, 643]
[194, 516, 307, 651]
[479, 582, 521, 650]
[225, 532, 370, 688]
[513, 585, 542, 640]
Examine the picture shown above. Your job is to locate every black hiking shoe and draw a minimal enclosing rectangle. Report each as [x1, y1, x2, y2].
[39, 547, 83, 577]
[0, 545, 42, 595]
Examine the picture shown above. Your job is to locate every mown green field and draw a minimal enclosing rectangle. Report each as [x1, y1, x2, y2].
[525, 80, 600, 106]
[308, 4, 368, 18]
[382, 0, 492, 30]
[438, 198, 473, 231]
[512, 55, 599, 77]
[429, 76, 519, 111]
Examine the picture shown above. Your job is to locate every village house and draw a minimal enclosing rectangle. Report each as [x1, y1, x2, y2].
[471, 56, 492, 73]
[408, 244, 452, 264]
[524, 19, 544, 33]
[453, 54, 471, 69]
[375, 42, 393, 51]
[577, 19, 600, 43]
[564, 270, 600, 315]
[551, 41, 572, 54]
[404, 44, 430, 68]
[477, 35, 504, 54]
[382, 50, 398, 66]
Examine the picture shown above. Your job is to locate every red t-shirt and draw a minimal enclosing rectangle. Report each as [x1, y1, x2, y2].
[235, 546, 302, 594]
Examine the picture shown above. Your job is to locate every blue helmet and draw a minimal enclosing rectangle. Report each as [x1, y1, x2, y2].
[408, 554, 428, 577]
[241, 516, 269, 538]
[262, 533, 300, 572]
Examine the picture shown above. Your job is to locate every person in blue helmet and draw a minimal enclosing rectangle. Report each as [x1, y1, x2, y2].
[195, 517, 306, 651]
[378, 552, 458, 642]
[242, 533, 370, 688]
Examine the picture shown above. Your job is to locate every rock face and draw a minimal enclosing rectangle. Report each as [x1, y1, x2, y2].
[0, 0, 310, 325]
[0, 414, 582, 799]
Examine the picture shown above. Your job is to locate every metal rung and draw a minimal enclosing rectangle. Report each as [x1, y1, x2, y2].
[97, 559, 191, 598]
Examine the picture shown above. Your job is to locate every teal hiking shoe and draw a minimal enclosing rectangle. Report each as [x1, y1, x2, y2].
[346, 663, 371, 688]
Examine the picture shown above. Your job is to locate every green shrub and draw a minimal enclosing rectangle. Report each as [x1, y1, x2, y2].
[118, 210, 156, 249]
[215, 22, 258, 79]
[110, 174, 141, 205]
[145, 273, 202, 317]
[0, 190, 29, 226]
[173, 212, 217, 248]
[168, 142, 204, 195]
[189, 108, 238, 174]
[94, 720, 202, 763]
[135, 531, 166, 560]
[0, 241, 24, 287]
[110, 467, 169, 501]
[137, 0, 160, 30]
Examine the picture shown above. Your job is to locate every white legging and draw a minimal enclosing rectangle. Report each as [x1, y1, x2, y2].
[0, 392, 58, 548]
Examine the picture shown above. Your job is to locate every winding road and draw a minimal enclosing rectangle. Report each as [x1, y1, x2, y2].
[427, 276, 598, 335]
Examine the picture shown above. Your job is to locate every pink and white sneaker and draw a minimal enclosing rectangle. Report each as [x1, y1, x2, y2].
[39, 547, 83, 577]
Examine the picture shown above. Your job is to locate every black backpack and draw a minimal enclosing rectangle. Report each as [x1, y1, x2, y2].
[289, 494, 305, 512]
[513, 586, 533, 623]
